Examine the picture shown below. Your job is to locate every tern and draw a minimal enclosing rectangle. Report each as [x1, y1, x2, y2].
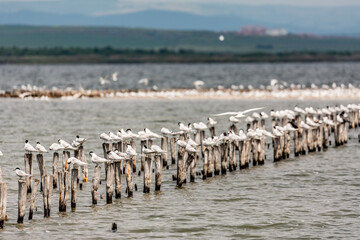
[58, 139, 77, 150]
[178, 122, 192, 132]
[126, 145, 137, 156]
[126, 129, 139, 139]
[245, 116, 254, 123]
[89, 151, 111, 166]
[142, 145, 155, 154]
[193, 122, 207, 130]
[300, 121, 312, 130]
[35, 142, 48, 153]
[238, 129, 247, 140]
[207, 117, 217, 127]
[283, 123, 297, 132]
[161, 127, 173, 135]
[118, 129, 131, 139]
[100, 133, 112, 142]
[229, 116, 239, 123]
[75, 135, 87, 144]
[107, 150, 124, 161]
[176, 139, 187, 148]
[112, 72, 118, 81]
[24, 140, 38, 153]
[214, 107, 264, 118]
[294, 106, 306, 114]
[272, 127, 284, 137]
[114, 149, 129, 158]
[67, 157, 87, 166]
[14, 167, 32, 179]
[144, 128, 161, 139]
[150, 145, 166, 154]
[49, 143, 65, 152]
[187, 138, 199, 147]
[185, 144, 197, 153]
[109, 131, 122, 141]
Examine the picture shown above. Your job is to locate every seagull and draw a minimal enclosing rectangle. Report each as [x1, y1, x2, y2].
[58, 139, 77, 150]
[35, 142, 48, 153]
[214, 107, 265, 118]
[207, 117, 217, 127]
[150, 145, 166, 154]
[161, 127, 173, 135]
[176, 139, 188, 148]
[185, 144, 197, 153]
[13, 167, 31, 179]
[100, 132, 112, 142]
[67, 157, 87, 166]
[112, 72, 118, 81]
[142, 145, 155, 154]
[49, 143, 65, 152]
[24, 140, 38, 153]
[107, 150, 124, 161]
[89, 151, 111, 166]
[126, 145, 137, 157]
[75, 135, 87, 144]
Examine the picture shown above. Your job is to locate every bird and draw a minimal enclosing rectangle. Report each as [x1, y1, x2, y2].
[193, 80, 205, 89]
[294, 105, 306, 114]
[35, 142, 48, 153]
[260, 112, 269, 119]
[126, 145, 137, 157]
[99, 77, 110, 85]
[75, 135, 87, 144]
[214, 107, 265, 118]
[207, 117, 217, 127]
[161, 127, 173, 135]
[187, 138, 198, 147]
[138, 78, 149, 86]
[24, 140, 38, 153]
[109, 131, 122, 142]
[272, 126, 284, 137]
[142, 145, 155, 154]
[67, 157, 87, 166]
[114, 149, 129, 158]
[185, 144, 197, 153]
[144, 128, 161, 139]
[117, 129, 131, 140]
[150, 145, 166, 154]
[229, 116, 239, 123]
[283, 123, 297, 132]
[193, 122, 207, 130]
[0, 151, 2, 157]
[176, 139, 188, 148]
[13, 167, 31, 179]
[49, 143, 65, 152]
[107, 150, 124, 161]
[126, 129, 139, 139]
[89, 151, 111, 166]
[178, 122, 192, 132]
[112, 72, 118, 81]
[100, 133, 112, 142]
[58, 139, 77, 150]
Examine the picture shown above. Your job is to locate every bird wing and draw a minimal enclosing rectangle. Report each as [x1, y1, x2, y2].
[241, 107, 265, 114]
[213, 112, 239, 116]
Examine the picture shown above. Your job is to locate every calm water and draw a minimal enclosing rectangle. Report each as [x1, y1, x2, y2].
[0, 98, 359, 239]
[0, 62, 360, 90]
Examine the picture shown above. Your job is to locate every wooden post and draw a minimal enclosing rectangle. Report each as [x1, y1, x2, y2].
[114, 161, 121, 199]
[52, 152, 59, 188]
[125, 159, 133, 197]
[229, 124, 238, 134]
[130, 140, 137, 172]
[203, 148, 208, 180]
[102, 143, 111, 179]
[228, 142, 234, 171]
[176, 146, 187, 186]
[71, 169, 78, 209]
[239, 141, 246, 169]
[209, 126, 216, 138]
[78, 146, 88, 182]
[64, 171, 69, 210]
[62, 151, 70, 172]
[161, 136, 168, 167]
[0, 182, 7, 228]
[91, 166, 101, 204]
[106, 163, 114, 204]
[140, 140, 146, 171]
[29, 178, 40, 220]
[221, 142, 228, 173]
[36, 154, 46, 191]
[200, 130, 205, 158]
[207, 147, 214, 177]
[59, 171, 69, 212]
[144, 155, 153, 193]
[155, 155, 162, 191]
[42, 175, 49, 217]
[213, 145, 221, 175]
[24, 153, 33, 193]
[252, 139, 258, 166]
[47, 175, 53, 217]
[259, 137, 266, 165]
[170, 137, 176, 165]
[17, 179, 27, 223]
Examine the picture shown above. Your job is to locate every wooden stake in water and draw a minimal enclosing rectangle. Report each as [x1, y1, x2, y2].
[17, 179, 27, 223]
[24, 153, 33, 194]
[161, 136, 168, 167]
[91, 166, 101, 204]
[125, 159, 133, 197]
[28, 178, 40, 220]
[106, 163, 114, 204]
[177, 146, 187, 186]
[131, 140, 137, 173]
[154, 154, 163, 191]
[71, 169, 78, 209]
[36, 154, 46, 191]
[221, 142, 229, 173]
[144, 155, 153, 193]
[0, 181, 7, 228]
[52, 152, 59, 188]
[170, 137, 176, 164]
[114, 161, 121, 199]
[140, 140, 146, 171]
[62, 151, 70, 172]
[213, 145, 221, 175]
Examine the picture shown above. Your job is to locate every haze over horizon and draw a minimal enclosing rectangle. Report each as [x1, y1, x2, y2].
[0, 0, 360, 35]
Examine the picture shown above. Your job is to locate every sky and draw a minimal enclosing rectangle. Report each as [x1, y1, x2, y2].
[1, 0, 360, 16]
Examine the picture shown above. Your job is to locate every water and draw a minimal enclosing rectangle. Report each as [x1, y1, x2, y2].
[0, 98, 359, 239]
[0, 62, 360, 91]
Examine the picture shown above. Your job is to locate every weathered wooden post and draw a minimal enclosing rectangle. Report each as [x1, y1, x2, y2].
[228, 141, 235, 171]
[62, 151, 70, 172]
[17, 179, 27, 223]
[42, 175, 49, 217]
[213, 145, 221, 175]
[106, 163, 114, 203]
[190, 132, 200, 182]
[202, 148, 209, 180]
[78, 145, 88, 182]
[114, 161, 121, 199]
[130, 140, 137, 172]
[176, 145, 187, 186]
[323, 124, 329, 149]
[71, 169, 78, 209]
[170, 137, 176, 165]
[221, 141, 229, 173]
[161, 136, 168, 167]
[238, 140, 245, 169]
[102, 143, 111, 179]
[154, 155, 162, 191]
[252, 139, 258, 166]
[58, 171, 69, 212]
[207, 147, 214, 177]
[125, 159, 133, 197]
[24, 153, 33, 193]
[144, 155, 153, 193]
[36, 154, 46, 191]
[47, 175, 53, 217]
[209, 126, 216, 138]
[0, 181, 6, 228]
[140, 140, 146, 171]
[52, 152, 59, 188]
[28, 179, 40, 220]
[91, 166, 101, 204]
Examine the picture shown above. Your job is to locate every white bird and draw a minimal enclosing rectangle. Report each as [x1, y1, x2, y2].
[114, 149, 129, 158]
[35, 142, 48, 153]
[13, 167, 31, 179]
[294, 106, 306, 114]
[323, 117, 335, 126]
[75, 135, 87, 144]
[109, 131, 122, 141]
[306, 117, 320, 127]
[126, 145, 137, 156]
[89, 151, 111, 166]
[99, 77, 110, 85]
[185, 144, 197, 153]
[260, 112, 269, 119]
[336, 115, 344, 123]
[49, 143, 65, 152]
[67, 157, 87, 166]
[107, 150, 124, 161]
[150, 145, 166, 154]
[58, 139, 77, 150]
[117, 129, 130, 139]
[300, 121, 312, 130]
[144, 128, 161, 139]
[245, 116, 254, 123]
[72, 140, 82, 148]
[24, 140, 38, 153]
[193, 80, 205, 89]
[229, 116, 239, 123]
[126, 129, 139, 139]
[187, 138, 199, 147]
[193, 122, 207, 130]
[207, 117, 217, 126]
[142, 145, 155, 154]
[283, 123, 297, 132]
[272, 127, 284, 137]
[178, 122, 192, 132]
[252, 112, 261, 119]
[176, 139, 188, 148]
[138, 78, 149, 86]
[238, 129, 247, 140]
[100, 132, 112, 142]
[112, 72, 118, 81]
[202, 138, 215, 146]
[214, 107, 265, 118]
[256, 128, 275, 138]
[161, 127, 173, 135]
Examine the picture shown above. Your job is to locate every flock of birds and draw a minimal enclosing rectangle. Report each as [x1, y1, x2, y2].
[3, 102, 360, 181]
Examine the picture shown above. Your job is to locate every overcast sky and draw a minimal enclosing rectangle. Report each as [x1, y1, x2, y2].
[1, 0, 359, 16]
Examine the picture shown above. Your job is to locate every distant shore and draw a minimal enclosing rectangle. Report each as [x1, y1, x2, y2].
[0, 47, 360, 64]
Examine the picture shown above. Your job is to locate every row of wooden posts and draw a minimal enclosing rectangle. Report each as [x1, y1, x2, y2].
[0, 106, 359, 228]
